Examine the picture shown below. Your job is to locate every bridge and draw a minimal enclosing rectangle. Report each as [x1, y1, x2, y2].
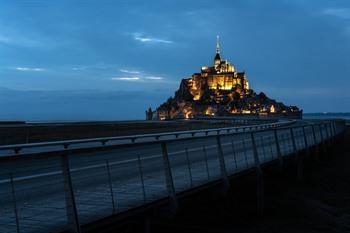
[0, 118, 346, 233]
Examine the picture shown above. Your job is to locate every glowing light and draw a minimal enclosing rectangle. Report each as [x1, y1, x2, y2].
[193, 94, 200, 100]
[270, 105, 276, 113]
[185, 111, 192, 119]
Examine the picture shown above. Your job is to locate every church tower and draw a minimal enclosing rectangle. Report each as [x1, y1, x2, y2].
[214, 35, 221, 70]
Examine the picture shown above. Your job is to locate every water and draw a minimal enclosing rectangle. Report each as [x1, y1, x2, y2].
[1, 113, 349, 124]
[303, 113, 350, 120]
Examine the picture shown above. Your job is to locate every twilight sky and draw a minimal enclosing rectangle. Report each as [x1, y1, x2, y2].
[0, 0, 350, 120]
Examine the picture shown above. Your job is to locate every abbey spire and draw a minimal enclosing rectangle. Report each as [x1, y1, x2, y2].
[214, 35, 221, 69]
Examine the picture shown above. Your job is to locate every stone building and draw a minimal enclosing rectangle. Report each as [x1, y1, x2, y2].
[190, 36, 249, 103]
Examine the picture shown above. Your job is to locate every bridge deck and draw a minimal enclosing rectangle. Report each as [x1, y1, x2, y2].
[0, 120, 345, 233]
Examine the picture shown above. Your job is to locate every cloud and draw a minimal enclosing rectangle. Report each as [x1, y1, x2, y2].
[0, 35, 11, 44]
[119, 69, 141, 74]
[0, 32, 45, 48]
[112, 68, 165, 82]
[144, 76, 163, 80]
[322, 8, 350, 19]
[321, 7, 350, 36]
[111, 75, 165, 82]
[346, 26, 350, 36]
[111, 77, 140, 81]
[15, 67, 45, 72]
[133, 33, 174, 44]
[72, 66, 88, 71]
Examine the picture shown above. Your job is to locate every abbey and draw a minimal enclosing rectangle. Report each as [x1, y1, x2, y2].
[148, 37, 301, 120]
[190, 36, 249, 102]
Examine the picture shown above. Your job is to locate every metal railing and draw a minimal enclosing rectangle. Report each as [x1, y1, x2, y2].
[0, 120, 346, 233]
[0, 120, 295, 156]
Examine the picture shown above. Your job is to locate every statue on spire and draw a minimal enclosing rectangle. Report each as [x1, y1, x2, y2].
[216, 35, 220, 54]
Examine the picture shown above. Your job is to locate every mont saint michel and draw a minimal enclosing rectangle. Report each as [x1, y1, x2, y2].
[147, 37, 302, 120]
[1, 1, 350, 233]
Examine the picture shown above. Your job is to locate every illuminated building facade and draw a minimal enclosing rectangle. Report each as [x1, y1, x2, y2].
[190, 36, 249, 102]
[153, 37, 302, 120]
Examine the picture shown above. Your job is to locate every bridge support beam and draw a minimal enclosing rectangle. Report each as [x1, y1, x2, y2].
[161, 142, 178, 213]
[319, 124, 327, 156]
[61, 154, 81, 233]
[251, 132, 264, 216]
[311, 125, 321, 163]
[9, 173, 20, 233]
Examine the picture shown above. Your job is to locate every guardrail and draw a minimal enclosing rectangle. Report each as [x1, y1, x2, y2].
[0, 120, 295, 155]
[0, 120, 346, 233]
[0, 118, 278, 146]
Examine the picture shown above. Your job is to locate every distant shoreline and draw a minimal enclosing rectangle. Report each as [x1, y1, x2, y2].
[0, 112, 349, 123]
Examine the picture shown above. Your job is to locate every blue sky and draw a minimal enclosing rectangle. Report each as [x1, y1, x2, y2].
[0, 0, 350, 120]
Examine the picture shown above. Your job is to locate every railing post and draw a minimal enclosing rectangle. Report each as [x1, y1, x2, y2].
[311, 125, 320, 162]
[329, 122, 335, 142]
[325, 123, 331, 147]
[160, 142, 177, 212]
[250, 132, 264, 216]
[105, 160, 116, 213]
[289, 128, 303, 180]
[331, 122, 336, 138]
[268, 136, 274, 160]
[61, 154, 81, 233]
[311, 124, 317, 145]
[202, 146, 210, 180]
[327, 123, 332, 137]
[185, 148, 193, 188]
[137, 154, 147, 204]
[251, 132, 261, 170]
[216, 136, 229, 192]
[261, 136, 266, 161]
[332, 122, 337, 137]
[10, 173, 20, 233]
[242, 138, 249, 168]
[319, 124, 324, 142]
[302, 126, 309, 150]
[318, 124, 327, 155]
[324, 123, 330, 142]
[289, 128, 297, 153]
[326, 122, 336, 147]
[231, 140, 238, 170]
[329, 122, 333, 137]
[273, 129, 283, 170]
